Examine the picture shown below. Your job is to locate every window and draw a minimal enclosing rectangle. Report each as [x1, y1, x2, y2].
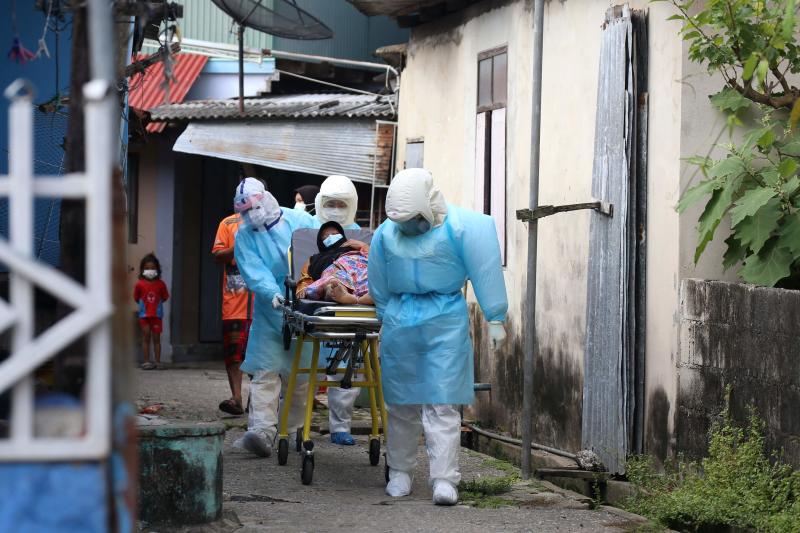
[475, 46, 507, 263]
[405, 138, 424, 168]
[127, 153, 139, 244]
[477, 46, 507, 112]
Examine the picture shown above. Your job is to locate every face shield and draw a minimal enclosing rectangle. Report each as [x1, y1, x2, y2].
[320, 198, 349, 225]
[315, 175, 358, 226]
[234, 178, 281, 229]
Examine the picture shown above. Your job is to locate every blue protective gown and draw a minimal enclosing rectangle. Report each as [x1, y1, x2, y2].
[368, 205, 508, 405]
[235, 208, 316, 374]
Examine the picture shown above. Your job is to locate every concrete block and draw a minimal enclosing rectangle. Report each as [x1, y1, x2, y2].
[139, 421, 225, 526]
[603, 479, 636, 506]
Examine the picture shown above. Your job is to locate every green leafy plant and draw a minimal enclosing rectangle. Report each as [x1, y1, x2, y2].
[665, 0, 800, 287]
[624, 396, 800, 531]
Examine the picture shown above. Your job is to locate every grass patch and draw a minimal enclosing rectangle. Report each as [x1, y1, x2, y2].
[459, 475, 516, 508]
[624, 390, 800, 532]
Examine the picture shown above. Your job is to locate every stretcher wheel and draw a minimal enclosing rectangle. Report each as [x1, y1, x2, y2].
[301, 455, 314, 485]
[296, 428, 303, 452]
[369, 438, 380, 466]
[277, 438, 289, 465]
[282, 323, 291, 350]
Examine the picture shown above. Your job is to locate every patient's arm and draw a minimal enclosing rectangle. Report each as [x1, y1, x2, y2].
[295, 262, 314, 298]
[343, 239, 370, 254]
[357, 292, 374, 305]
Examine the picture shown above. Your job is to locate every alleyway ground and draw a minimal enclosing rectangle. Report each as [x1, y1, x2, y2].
[136, 364, 653, 532]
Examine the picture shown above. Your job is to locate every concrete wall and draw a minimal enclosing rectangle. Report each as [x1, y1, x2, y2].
[395, 0, 698, 456]
[678, 279, 800, 467]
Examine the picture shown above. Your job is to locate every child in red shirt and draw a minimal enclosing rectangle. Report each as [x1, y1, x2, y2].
[133, 253, 169, 370]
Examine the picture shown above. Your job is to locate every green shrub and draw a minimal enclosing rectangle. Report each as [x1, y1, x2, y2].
[625, 405, 800, 532]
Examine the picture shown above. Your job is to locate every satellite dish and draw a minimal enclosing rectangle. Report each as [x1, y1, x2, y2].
[211, 0, 333, 40]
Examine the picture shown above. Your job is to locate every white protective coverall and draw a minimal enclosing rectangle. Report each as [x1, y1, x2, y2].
[231, 178, 316, 457]
[311, 175, 361, 441]
[368, 169, 508, 505]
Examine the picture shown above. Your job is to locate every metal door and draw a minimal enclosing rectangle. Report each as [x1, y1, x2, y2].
[582, 6, 648, 474]
[198, 158, 241, 342]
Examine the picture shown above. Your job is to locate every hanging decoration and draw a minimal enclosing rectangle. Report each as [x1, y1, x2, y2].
[8, 0, 36, 64]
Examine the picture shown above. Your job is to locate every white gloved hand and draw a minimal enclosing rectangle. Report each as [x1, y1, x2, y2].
[272, 293, 285, 309]
[488, 321, 506, 349]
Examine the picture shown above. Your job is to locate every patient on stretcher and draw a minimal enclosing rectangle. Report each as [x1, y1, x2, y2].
[296, 222, 374, 305]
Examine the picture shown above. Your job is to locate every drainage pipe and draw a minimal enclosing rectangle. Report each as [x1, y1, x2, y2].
[462, 422, 577, 462]
[521, 0, 546, 480]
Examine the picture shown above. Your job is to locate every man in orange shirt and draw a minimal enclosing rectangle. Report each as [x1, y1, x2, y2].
[212, 212, 254, 416]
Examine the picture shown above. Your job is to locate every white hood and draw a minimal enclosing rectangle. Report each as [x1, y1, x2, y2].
[385, 168, 448, 227]
[315, 174, 358, 226]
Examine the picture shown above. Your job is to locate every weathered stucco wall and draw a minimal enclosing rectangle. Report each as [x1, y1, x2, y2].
[397, 0, 689, 455]
[678, 279, 800, 466]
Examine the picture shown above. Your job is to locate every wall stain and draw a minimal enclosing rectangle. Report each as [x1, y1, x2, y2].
[469, 303, 582, 451]
[645, 386, 670, 463]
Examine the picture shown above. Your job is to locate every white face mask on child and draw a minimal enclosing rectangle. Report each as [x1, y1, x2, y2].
[143, 269, 158, 280]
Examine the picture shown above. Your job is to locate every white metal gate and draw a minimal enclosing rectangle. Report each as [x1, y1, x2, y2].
[0, 76, 114, 460]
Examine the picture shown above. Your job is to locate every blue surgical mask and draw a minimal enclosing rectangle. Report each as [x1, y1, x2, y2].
[397, 216, 431, 236]
[323, 233, 344, 247]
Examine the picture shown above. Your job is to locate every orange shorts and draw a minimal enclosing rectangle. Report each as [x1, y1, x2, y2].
[138, 317, 163, 334]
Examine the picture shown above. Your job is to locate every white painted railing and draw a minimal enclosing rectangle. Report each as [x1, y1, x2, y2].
[0, 77, 114, 460]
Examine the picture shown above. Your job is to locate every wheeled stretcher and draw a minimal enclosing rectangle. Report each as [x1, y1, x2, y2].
[276, 228, 386, 485]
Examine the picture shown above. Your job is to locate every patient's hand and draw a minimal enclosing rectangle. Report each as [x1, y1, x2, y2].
[343, 239, 369, 253]
[330, 281, 357, 304]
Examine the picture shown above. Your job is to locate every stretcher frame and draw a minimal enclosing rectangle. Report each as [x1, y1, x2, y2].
[276, 228, 386, 485]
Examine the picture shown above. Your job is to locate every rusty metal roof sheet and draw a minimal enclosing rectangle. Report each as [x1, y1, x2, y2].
[128, 53, 208, 133]
[173, 119, 388, 184]
[148, 92, 396, 122]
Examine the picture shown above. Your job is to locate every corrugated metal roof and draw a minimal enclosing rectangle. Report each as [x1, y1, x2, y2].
[129, 53, 208, 133]
[173, 119, 386, 184]
[149, 93, 396, 122]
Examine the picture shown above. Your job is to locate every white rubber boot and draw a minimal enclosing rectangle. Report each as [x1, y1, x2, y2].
[432, 479, 458, 506]
[239, 430, 272, 458]
[385, 469, 413, 497]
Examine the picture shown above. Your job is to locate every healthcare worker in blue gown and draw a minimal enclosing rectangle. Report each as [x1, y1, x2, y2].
[306, 175, 363, 446]
[368, 168, 508, 505]
[231, 177, 316, 458]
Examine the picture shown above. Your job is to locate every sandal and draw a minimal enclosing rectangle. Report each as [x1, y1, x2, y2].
[141, 362, 155, 370]
[219, 399, 245, 416]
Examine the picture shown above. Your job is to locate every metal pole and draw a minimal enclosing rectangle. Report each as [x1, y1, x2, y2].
[238, 25, 245, 114]
[521, 0, 545, 480]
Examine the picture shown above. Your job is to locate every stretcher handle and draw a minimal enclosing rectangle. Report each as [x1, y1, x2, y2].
[284, 276, 297, 308]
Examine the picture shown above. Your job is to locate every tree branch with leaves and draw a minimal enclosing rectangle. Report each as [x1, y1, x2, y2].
[667, 0, 800, 287]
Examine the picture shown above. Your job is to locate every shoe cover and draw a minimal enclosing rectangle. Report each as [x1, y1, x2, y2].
[432, 479, 458, 506]
[385, 469, 412, 497]
[239, 430, 272, 458]
[330, 432, 355, 445]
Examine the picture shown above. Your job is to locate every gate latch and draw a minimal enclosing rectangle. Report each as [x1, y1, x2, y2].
[516, 201, 614, 222]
